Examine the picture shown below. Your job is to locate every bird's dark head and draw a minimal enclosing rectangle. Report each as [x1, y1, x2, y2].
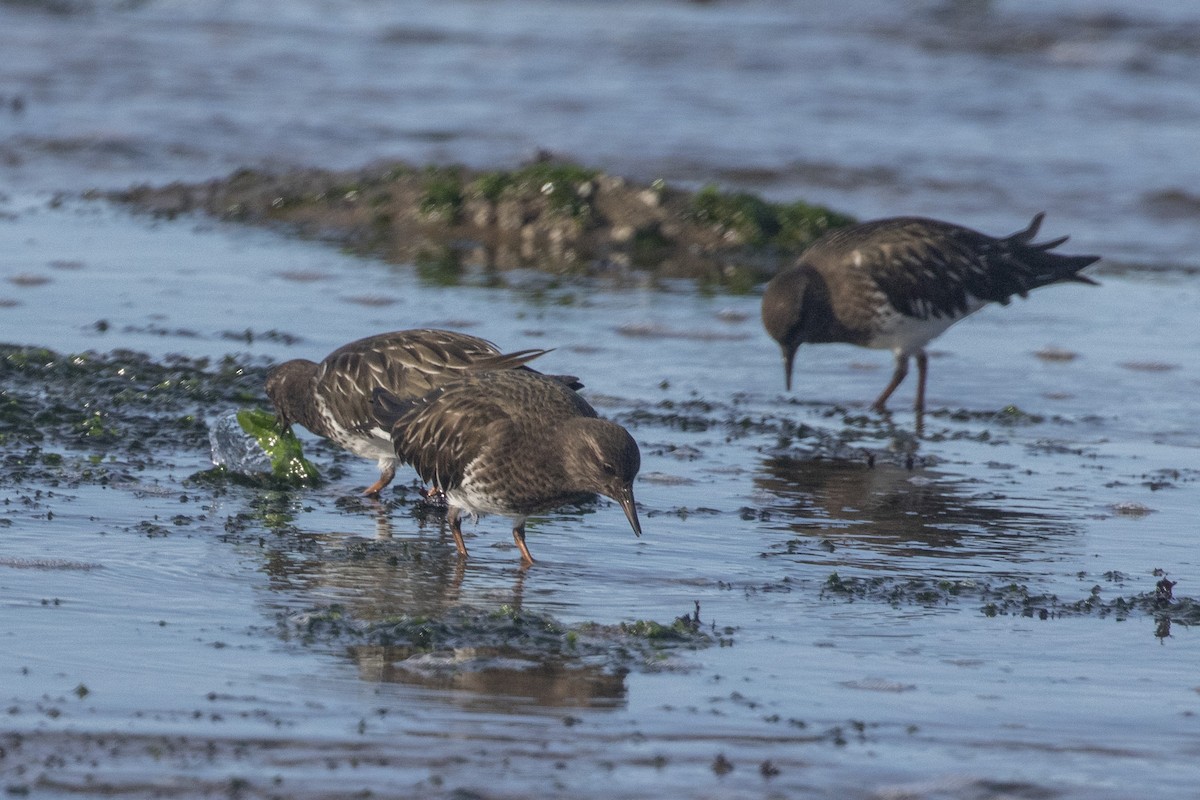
[564, 419, 643, 538]
[264, 359, 319, 431]
[761, 267, 813, 391]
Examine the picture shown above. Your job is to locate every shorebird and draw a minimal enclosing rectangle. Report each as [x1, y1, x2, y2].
[761, 213, 1099, 412]
[371, 370, 642, 564]
[265, 329, 577, 496]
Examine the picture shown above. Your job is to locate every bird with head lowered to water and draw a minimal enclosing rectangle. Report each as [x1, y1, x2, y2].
[371, 369, 642, 565]
[265, 328, 579, 497]
[761, 213, 1099, 413]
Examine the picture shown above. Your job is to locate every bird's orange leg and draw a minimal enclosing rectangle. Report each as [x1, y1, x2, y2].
[361, 464, 396, 497]
[448, 506, 469, 557]
[914, 351, 929, 415]
[871, 354, 909, 412]
[512, 523, 536, 565]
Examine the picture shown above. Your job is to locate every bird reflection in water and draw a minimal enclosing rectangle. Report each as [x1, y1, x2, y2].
[250, 497, 627, 708]
[353, 645, 628, 709]
[754, 455, 1073, 562]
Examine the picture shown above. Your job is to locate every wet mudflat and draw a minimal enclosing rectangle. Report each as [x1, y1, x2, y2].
[2, 199, 1199, 799]
[4, 0, 1200, 796]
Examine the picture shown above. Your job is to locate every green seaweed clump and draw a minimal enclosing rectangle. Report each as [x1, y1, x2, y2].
[690, 184, 854, 248]
[471, 162, 600, 218]
[775, 199, 857, 249]
[691, 186, 778, 246]
[418, 167, 465, 221]
[619, 617, 699, 640]
[236, 407, 320, 484]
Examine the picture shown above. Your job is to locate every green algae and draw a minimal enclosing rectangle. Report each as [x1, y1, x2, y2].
[472, 162, 600, 218]
[0, 343, 330, 498]
[690, 186, 779, 247]
[689, 184, 855, 249]
[235, 408, 320, 485]
[417, 166, 465, 221]
[0, 345, 262, 463]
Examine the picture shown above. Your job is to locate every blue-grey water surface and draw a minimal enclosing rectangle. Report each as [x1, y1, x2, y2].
[2, 1, 1200, 798]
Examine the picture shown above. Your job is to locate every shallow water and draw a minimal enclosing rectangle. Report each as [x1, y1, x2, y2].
[3, 1, 1200, 797]
[2, 197, 1199, 799]
[3, 0, 1200, 267]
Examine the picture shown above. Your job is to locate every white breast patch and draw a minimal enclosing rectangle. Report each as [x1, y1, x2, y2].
[866, 296, 986, 356]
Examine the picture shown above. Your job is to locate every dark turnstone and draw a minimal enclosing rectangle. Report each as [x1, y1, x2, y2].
[371, 370, 642, 564]
[266, 329, 576, 496]
[761, 213, 1099, 412]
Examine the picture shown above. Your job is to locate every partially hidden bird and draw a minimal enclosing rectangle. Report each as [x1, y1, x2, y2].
[265, 329, 579, 496]
[371, 369, 642, 564]
[761, 213, 1099, 412]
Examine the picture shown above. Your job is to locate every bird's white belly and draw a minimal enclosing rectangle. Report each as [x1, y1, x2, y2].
[335, 426, 395, 461]
[866, 300, 984, 356]
[446, 485, 517, 523]
[313, 392, 394, 460]
[446, 461, 509, 520]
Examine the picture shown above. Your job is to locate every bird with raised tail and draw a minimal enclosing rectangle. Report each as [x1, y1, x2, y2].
[265, 329, 578, 496]
[371, 370, 642, 564]
[761, 213, 1099, 413]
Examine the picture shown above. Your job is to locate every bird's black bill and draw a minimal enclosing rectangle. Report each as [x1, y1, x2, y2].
[783, 345, 798, 392]
[618, 488, 642, 537]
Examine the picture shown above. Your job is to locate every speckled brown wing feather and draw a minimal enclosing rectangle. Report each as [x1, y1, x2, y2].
[315, 329, 553, 437]
[807, 215, 1099, 321]
[381, 371, 598, 492]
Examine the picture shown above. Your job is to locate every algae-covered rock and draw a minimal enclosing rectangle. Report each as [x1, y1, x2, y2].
[108, 160, 857, 287]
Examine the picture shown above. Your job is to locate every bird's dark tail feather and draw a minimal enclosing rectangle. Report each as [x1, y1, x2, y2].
[537, 371, 585, 391]
[465, 348, 553, 372]
[1008, 212, 1101, 287]
[1007, 211, 1046, 245]
[468, 348, 584, 389]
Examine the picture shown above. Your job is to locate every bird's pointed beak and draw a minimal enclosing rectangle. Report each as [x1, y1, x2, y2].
[617, 485, 642, 538]
[783, 344, 798, 392]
